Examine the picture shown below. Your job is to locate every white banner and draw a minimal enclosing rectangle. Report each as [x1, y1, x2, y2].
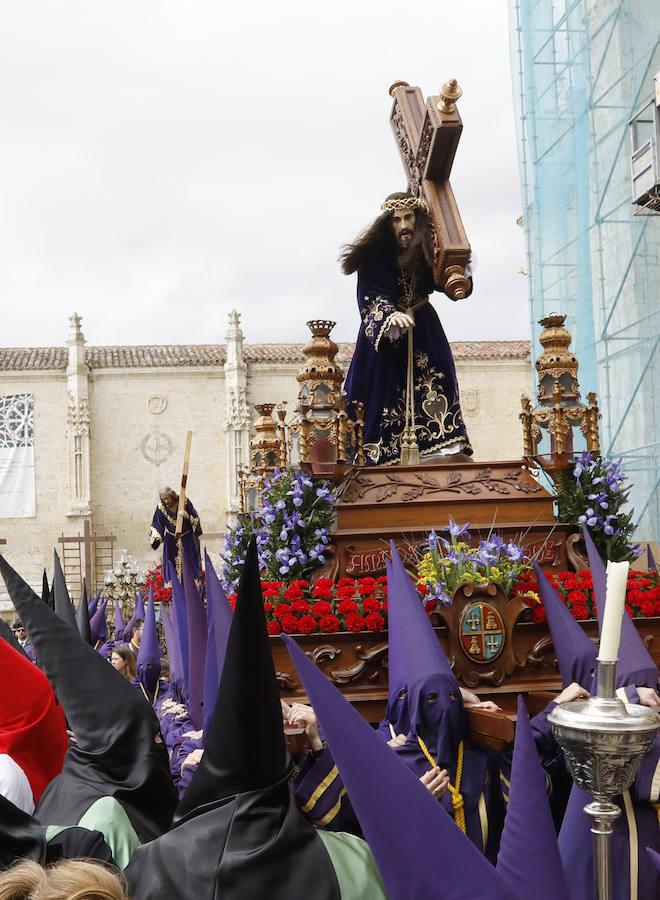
[0, 394, 36, 518]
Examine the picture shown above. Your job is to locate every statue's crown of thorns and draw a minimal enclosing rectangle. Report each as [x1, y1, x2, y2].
[381, 195, 425, 213]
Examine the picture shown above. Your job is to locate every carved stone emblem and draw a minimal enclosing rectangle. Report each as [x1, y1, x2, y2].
[461, 388, 479, 417]
[141, 426, 173, 466]
[459, 601, 505, 663]
[148, 395, 168, 415]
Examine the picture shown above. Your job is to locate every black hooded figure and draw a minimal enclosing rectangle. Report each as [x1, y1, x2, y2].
[0, 554, 177, 853]
[51, 550, 78, 632]
[0, 793, 114, 871]
[126, 538, 344, 900]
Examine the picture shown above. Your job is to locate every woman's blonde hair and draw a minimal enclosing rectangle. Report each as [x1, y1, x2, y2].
[0, 858, 131, 900]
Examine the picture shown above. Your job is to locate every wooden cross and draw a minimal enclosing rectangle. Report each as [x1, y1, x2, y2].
[388, 79, 471, 299]
[175, 431, 193, 540]
[58, 520, 116, 591]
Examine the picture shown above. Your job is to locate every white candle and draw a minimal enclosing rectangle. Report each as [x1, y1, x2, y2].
[598, 560, 629, 660]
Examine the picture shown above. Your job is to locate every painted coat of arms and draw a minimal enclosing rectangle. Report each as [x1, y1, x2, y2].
[459, 601, 505, 662]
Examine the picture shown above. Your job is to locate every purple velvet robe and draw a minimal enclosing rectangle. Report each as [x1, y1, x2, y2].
[150, 498, 201, 582]
[344, 259, 472, 465]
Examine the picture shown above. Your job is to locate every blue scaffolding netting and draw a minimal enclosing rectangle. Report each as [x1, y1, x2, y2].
[509, 0, 660, 542]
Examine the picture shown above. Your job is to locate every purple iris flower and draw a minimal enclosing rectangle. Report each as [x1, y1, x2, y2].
[578, 508, 598, 527]
[445, 518, 471, 540]
[477, 548, 495, 568]
[505, 541, 525, 562]
[573, 451, 592, 479]
[426, 582, 452, 606]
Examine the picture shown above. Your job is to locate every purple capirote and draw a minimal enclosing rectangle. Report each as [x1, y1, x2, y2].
[496, 695, 570, 899]
[283, 632, 517, 900]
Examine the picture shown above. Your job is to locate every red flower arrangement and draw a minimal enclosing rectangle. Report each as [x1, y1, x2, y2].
[512, 569, 660, 620]
[260, 576, 428, 636]
[143, 564, 206, 605]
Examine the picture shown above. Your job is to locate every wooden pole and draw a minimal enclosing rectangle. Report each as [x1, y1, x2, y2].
[175, 431, 193, 539]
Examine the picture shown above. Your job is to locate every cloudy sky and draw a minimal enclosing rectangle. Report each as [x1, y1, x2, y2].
[1, 1, 530, 349]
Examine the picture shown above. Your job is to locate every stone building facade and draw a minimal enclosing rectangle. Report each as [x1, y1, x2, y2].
[0, 312, 531, 610]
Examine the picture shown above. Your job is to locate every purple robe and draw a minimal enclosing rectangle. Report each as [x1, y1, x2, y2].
[292, 729, 507, 862]
[150, 498, 201, 582]
[344, 259, 472, 465]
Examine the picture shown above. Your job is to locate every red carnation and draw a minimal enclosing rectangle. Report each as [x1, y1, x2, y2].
[319, 614, 340, 634]
[625, 604, 634, 618]
[337, 578, 356, 587]
[580, 571, 593, 587]
[357, 579, 377, 595]
[267, 620, 282, 636]
[273, 603, 292, 620]
[562, 576, 579, 591]
[567, 590, 588, 606]
[227, 593, 237, 611]
[312, 585, 333, 600]
[365, 612, 385, 631]
[263, 602, 274, 614]
[337, 599, 359, 616]
[640, 600, 655, 618]
[362, 596, 382, 613]
[345, 613, 366, 633]
[376, 576, 388, 585]
[284, 584, 304, 602]
[424, 598, 436, 612]
[263, 587, 280, 598]
[292, 579, 310, 589]
[298, 615, 318, 634]
[571, 605, 589, 620]
[314, 578, 334, 589]
[281, 614, 301, 634]
[290, 599, 311, 614]
[336, 585, 356, 600]
[532, 606, 547, 624]
[311, 601, 333, 617]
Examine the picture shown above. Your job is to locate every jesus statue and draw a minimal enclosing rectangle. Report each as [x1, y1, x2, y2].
[341, 192, 472, 466]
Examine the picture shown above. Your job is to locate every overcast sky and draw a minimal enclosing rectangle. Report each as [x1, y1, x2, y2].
[0, 1, 530, 349]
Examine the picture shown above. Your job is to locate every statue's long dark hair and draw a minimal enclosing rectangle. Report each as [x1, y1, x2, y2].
[339, 192, 435, 280]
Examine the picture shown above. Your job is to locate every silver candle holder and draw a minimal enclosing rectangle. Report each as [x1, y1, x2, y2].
[548, 659, 660, 900]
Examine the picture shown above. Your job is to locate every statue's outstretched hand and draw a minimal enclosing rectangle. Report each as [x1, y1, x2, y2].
[390, 313, 414, 330]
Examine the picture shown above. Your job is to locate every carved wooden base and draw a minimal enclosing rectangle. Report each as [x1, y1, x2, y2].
[332, 459, 570, 577]
[272, 617, 660, 725]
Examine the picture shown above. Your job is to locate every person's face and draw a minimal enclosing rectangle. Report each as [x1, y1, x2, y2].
[160, 489, 179, 511]
[135, 622, 144, 641]
[13, 626, 26, 642]
[110, 652, 126, 674]
[391, 209, 416, 248]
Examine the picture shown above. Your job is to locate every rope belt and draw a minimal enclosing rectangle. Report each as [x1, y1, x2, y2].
[417, 734, 466, 833]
